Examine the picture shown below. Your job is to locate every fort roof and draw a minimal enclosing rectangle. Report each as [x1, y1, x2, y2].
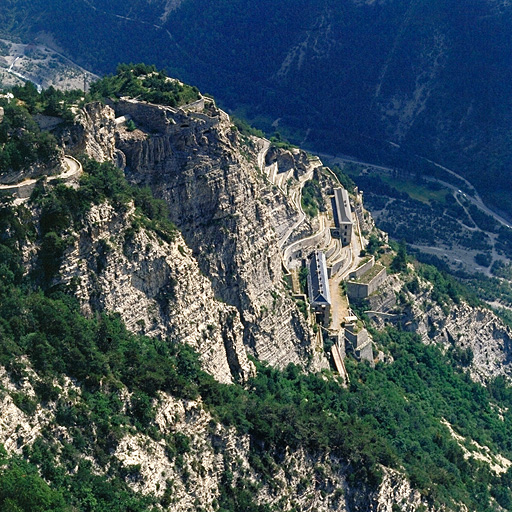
[333, 188, 352, 227]
[307, 250, 331, 306]
[350, 263, 386, 285]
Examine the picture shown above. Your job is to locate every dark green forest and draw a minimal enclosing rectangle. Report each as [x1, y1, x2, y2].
[1, 0, 511, 216]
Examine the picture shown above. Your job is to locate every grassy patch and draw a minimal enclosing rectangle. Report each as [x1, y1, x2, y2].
[379, 175, 449, 204]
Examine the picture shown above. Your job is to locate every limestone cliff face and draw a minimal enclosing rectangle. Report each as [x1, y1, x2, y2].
[68, 97, 512, 385]
[371, 273, 512, 383]
[56, 201, 253, 383]
[372, 468, 436, 512]
[113, 99, 326, 371]
[410, 295, 512, 384]
[68, 102, 118, 163]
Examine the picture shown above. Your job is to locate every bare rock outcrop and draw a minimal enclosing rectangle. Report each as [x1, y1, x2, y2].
[66, 101, 118, 163]
[373, 467, 434, 512]
[111, 392, 420, 512]
[421, 302, 512, 383]
[57, 202, 253, 383]
[114, 98, 327, 371]
[364, 267, 512, 383]
[398, 278, 512, 383]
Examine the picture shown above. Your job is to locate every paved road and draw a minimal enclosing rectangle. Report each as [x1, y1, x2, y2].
[319, 150, 512, 229]
[6, 56, 43, 92]
[0, 156, 82, 192]
[256, 138, 270, 173]
[425, 176, 512, 229]
[328, 207, 364, 331]
[282, 213, 330, 268]
[254, 138, 312, 253]
[81, 0, 164, 29]
[317, 151, 395, 174]
[278, 165, 315, 251]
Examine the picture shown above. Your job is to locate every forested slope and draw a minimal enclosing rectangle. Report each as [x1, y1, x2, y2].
[2, 71, 512, 511]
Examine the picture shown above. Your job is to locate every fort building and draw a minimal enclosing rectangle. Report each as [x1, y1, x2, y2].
[332, 187, 353, 246]
[307, 250, 331, 325]
[344, 320, 374, 366]
[346, 262, 387, 300]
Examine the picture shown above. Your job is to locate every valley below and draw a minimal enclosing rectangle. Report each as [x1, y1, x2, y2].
[0, 37, 96, 92]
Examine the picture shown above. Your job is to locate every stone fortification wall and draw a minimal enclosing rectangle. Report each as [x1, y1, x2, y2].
[181, 97, 205, 113]
[335, 331, 346, 358]
[0, 182, 35, 199]
[345, 326, 374, 364]
[115, 99, 178, 133]
[282, 226, 331, 269]
[349, 256, 375, 280]
[345, 327, 368, 347]
[116, 98, 222, 135]
[265, 147, 312, 180]
[0, 158, 63, 186]
[358, 342, 374, 364]
[346, 266, 387, 299]
[329, 258, 346, 277]
[189, 111, 220, 130]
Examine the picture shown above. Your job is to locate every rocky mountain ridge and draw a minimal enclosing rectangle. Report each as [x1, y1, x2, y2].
[3, 80, 512, 510]
[67, 97, 327, 375]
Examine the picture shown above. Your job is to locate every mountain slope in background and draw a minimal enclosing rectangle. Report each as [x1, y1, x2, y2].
[1, 0, 512, 217]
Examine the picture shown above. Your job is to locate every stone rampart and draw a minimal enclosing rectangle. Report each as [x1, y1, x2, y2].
[189, 111, 220, 130]
[345, 327, 368, 347]
[283, 226, 331, 268]
[115, 98, 222, 135]
[0, 160, 61, 185]
[345, 325, 374, 364]
[115, 99, 178, 133]
[329, 258, 346, 278]
[346, 266, 387, 299]
[180, 97, 205, 113]
[0, 182, 35, 199]
[349, 256, 375, 280]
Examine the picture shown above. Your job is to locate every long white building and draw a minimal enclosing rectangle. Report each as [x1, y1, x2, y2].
[307, 250, 331, 325]
[332, 187, 353, 246]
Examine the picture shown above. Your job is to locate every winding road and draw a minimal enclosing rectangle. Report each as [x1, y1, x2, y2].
[255, 137, 318, 253]
[256, 139, 363, 332]
[0, 156, 82, 198]
[319, 151, 512, 230]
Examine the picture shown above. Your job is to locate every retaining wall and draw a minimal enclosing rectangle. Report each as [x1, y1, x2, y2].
[349, 256, 375, 280]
